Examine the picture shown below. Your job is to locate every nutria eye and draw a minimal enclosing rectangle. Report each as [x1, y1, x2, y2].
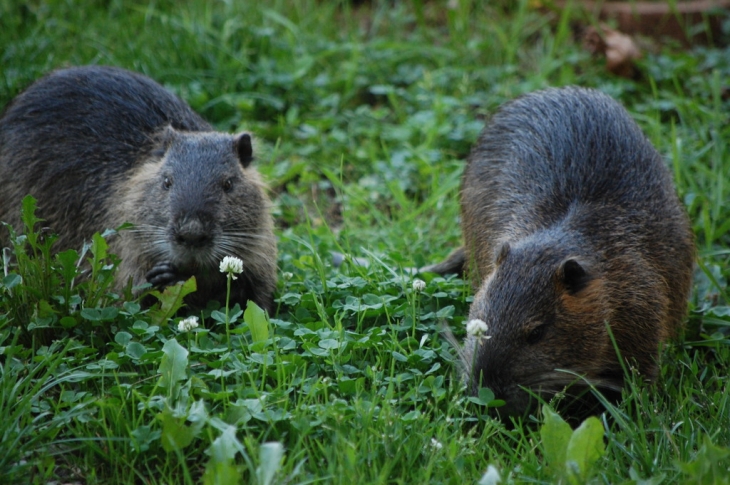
[162, 177, 172, 190]
[526, 323, 548, 345]
[223, 178, 234, 192]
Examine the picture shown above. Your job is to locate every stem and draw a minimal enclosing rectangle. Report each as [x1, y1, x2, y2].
[225, 272, 232, 350]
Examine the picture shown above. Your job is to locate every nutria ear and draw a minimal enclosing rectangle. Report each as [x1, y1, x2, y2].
[151, 125, 177, 157]
[160, 125, 178, 144]
[560, 258, 591, 294]
[235, 133, 253, 168]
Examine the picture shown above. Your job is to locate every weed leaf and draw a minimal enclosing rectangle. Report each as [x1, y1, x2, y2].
[257, 442, 285, 485]
[206, 425, 244, 463]
[565, 416, 605, 483]
[203, 461, 243, 485]
[245, 300, 269, 344]
[2, 273, 22, 290]
[540, 405, 572, 475]
[149, 277, 197, 324]
[158, 406, 195, 452]
[677, 436, 730, 485]
[158, 338, 188, 391]
[130, 424, 161, 453]
[20, 195, 42, 236]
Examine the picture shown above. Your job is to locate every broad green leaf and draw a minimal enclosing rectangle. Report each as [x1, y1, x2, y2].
[210, 309, 227, 323]
[158, 338, 189, 391]
[149, 277, 197, 324]
[257, 442, 284, 485]
[206, 425, 244, 463]
[80, 308, 102, 322]
[478, 387, 495, 404]
[100, 307, 119, 320]
[2, 273, 22, 290]
[565, 416, 605, 483]
[318, 338, 340, 350]
[126, 341, 147, 359]
[130, 425, 161, 453]
[115, 331, 132, 346]
[392, 351, 408, 362]
[245, 300, 269, 344]
[401, 410, 421, 421]
[203, 461, 243, 485]
[540, 405, 572, 477]
[90, 232, 108, 262]
[188, 399, 209, 433]
[122, 301, 141, 315]
[59, 316, 78, 329]
[677, 435, 730, 485]
[158, 406, 195, 452]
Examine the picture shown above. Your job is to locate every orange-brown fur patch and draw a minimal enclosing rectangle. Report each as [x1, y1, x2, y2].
[560, 278, 608, 317]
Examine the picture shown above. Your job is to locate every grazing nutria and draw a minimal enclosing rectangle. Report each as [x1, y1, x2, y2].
[423, 87, 694, 417]
[0, 66, 277, 312]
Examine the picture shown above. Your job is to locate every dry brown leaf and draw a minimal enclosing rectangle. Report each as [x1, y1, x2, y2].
[584, 24, 642, 78]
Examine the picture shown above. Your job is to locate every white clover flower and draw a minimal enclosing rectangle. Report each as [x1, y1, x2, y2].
[178, 315, 199, 332]
[478, 465, 501, 485]
[466, 318, 490, 339]
[219, 256, 244, 280]
[282, 272, 293, 280]
[412, 278, 426, 292]
[430, 438, 443, 450]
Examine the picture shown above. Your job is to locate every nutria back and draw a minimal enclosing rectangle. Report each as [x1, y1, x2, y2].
[434, 87, 694, 416]
[0, 66, 277, 312]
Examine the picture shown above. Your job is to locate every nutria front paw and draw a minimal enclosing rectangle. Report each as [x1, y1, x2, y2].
[146, 262, 181, 288]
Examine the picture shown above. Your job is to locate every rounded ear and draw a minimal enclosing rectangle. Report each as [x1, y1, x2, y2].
[559, 257, 591, 294]
[151, 125, 177, 157]
[234, 133, 253, 168]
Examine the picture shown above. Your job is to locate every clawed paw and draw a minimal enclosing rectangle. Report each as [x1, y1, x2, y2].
[146, 262, 181, 288]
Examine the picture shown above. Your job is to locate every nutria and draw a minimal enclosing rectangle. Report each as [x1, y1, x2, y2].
[423, 87, 694, 416]
[0, 66, 277, 312]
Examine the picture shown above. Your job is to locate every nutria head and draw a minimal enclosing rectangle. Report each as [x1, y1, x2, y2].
[465, 233, 631, 417]
[114, 125, 276, 309]
[135, 127, 268, 270]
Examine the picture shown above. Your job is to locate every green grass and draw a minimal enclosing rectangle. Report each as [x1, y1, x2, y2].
[1, 0, 730, 483]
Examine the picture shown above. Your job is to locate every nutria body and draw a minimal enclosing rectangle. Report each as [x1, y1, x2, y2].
[0, 66, 277, 312]
[425, 87, 694, 416]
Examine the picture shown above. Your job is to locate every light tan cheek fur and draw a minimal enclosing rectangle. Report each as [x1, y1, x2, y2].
[106, 158, 165, 289]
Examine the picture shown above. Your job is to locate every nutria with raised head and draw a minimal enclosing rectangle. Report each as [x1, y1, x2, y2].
[423, 87, 694, 416]
[0, 65, 277, 312]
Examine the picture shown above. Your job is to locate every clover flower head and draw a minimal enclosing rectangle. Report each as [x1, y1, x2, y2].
[430, 438, 443, 450]
[219, 256, 244, 279]
[178, 315, 200, 332]
[478, 465, 502, 485]
[412, 279, 426, 292]
[466, 318, 490, 339]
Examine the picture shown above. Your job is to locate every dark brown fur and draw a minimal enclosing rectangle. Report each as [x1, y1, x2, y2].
[0, 66, 277, 312]
[424, 87, 694, 416]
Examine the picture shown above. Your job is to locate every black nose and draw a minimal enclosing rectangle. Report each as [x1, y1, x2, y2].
[173, 219, 211, 248]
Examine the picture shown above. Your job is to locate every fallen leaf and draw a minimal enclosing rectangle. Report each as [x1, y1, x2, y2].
[584, 24, 641, 78]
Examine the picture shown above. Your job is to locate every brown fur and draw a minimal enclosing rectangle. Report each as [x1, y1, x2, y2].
[425, 87, 695, 416]
[0, 66, 277, 312]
